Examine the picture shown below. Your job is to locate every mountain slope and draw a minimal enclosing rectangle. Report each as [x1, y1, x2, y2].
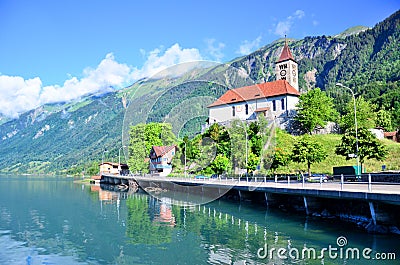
[335, 26, 370, 39]
[0, 93, 125, 173]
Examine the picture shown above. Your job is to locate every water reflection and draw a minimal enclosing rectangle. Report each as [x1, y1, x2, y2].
[0, 176, 398, 265]
[96, 184, 399, 264]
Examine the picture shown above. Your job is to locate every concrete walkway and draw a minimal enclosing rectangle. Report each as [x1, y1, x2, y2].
[130, 175, 400, 203]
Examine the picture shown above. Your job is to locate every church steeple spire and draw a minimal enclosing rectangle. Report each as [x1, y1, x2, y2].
[277, 36, 295, 63]
[275, 37, 299, 91]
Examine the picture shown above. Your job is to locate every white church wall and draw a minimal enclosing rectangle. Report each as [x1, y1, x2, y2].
[208, 105, 231, 124]
[286, 95, 299, 113]
[208, 95, 298, 124]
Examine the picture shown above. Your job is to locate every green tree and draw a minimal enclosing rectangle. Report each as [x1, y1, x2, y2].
[246, 152, 259, 173]
[335, 127, 388, 170]
[248, 122, 263, 156]
[393, 101, 400, 130]
[86, 161, 101, 176]
[182, 134, 217, 173]
[205, 123, 221, 142]
[127, 123, 148, 173]
[186, 134, 202, 160]
[211, 154, 230, 175]
[341, 96, 377, 130]
[144, 122, 176, 151]
[375, 109, 393, 131]
[216, 129, 231, 157]
[203, 123, 231, 157]
[193, 137, 216, 172]
[291, 136, 327, 176]
[295, 88, 338, 134]
[270, 147, 290, 174]
[227, 119, 248, 173]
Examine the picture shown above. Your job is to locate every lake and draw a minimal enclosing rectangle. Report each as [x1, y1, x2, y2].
[0, 175, 398, 264]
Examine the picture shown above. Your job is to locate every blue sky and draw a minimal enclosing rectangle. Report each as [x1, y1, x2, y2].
[0, 0, 399, 118]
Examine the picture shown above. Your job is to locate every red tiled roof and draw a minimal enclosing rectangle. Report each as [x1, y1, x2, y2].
[384, 132, 397, 137]
[152, 145, 176, 157]
[207, 80, 299, 108]
[277, 41, 295, 62]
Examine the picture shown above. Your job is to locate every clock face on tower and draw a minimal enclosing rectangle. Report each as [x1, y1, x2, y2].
[292, 69, 296, 76]
[280, 69, 286, 76]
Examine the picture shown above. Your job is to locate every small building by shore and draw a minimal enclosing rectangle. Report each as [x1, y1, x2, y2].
[99, 162, 129, 175]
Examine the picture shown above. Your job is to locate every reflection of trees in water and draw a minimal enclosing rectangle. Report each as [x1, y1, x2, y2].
[125, 195, 174, 245]
[125, 194, 376, 264]
[125, 194, 271, 262]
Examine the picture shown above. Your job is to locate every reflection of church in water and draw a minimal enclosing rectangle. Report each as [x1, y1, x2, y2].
[148, 197, 176, 227]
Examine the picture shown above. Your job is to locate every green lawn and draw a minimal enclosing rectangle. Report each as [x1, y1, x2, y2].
[273, 130, 400, 174]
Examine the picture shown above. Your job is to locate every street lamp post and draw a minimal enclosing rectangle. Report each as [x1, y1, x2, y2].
[336, 83, 360, 176]
[184, 141, 187, 178]
[101, 149, 108, 175]
[118, 146, 127, 175]
[244, 123, 248, 174]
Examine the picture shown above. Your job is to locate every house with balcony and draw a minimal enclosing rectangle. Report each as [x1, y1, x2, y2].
[149, 145, 177, 176]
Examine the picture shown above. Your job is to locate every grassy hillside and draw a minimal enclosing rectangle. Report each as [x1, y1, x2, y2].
[273, 129, 400, 175]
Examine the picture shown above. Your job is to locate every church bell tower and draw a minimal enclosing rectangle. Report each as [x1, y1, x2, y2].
[275, 38, 298, 91]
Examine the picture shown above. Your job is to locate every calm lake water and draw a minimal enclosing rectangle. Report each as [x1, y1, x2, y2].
[0, 175, 398, 265]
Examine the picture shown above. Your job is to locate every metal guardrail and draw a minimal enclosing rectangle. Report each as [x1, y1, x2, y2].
[129, 173, 400, 193]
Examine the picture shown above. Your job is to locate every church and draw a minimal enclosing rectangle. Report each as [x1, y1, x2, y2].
[207, 40, 300, 127]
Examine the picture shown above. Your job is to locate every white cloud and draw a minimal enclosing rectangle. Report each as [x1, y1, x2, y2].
[294, 10, 305, 19]
[0, 44, 204, 118]
[275, 9, 305, 37]
[134, 43, 203, 79]
[237, 36, 262, 55]
[205, 39, 225, 61]
[39, 53, 133, 105]
[0, 75, 42, 118]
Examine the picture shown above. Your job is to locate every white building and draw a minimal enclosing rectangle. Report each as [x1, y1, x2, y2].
[207, 40, 300, 126]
